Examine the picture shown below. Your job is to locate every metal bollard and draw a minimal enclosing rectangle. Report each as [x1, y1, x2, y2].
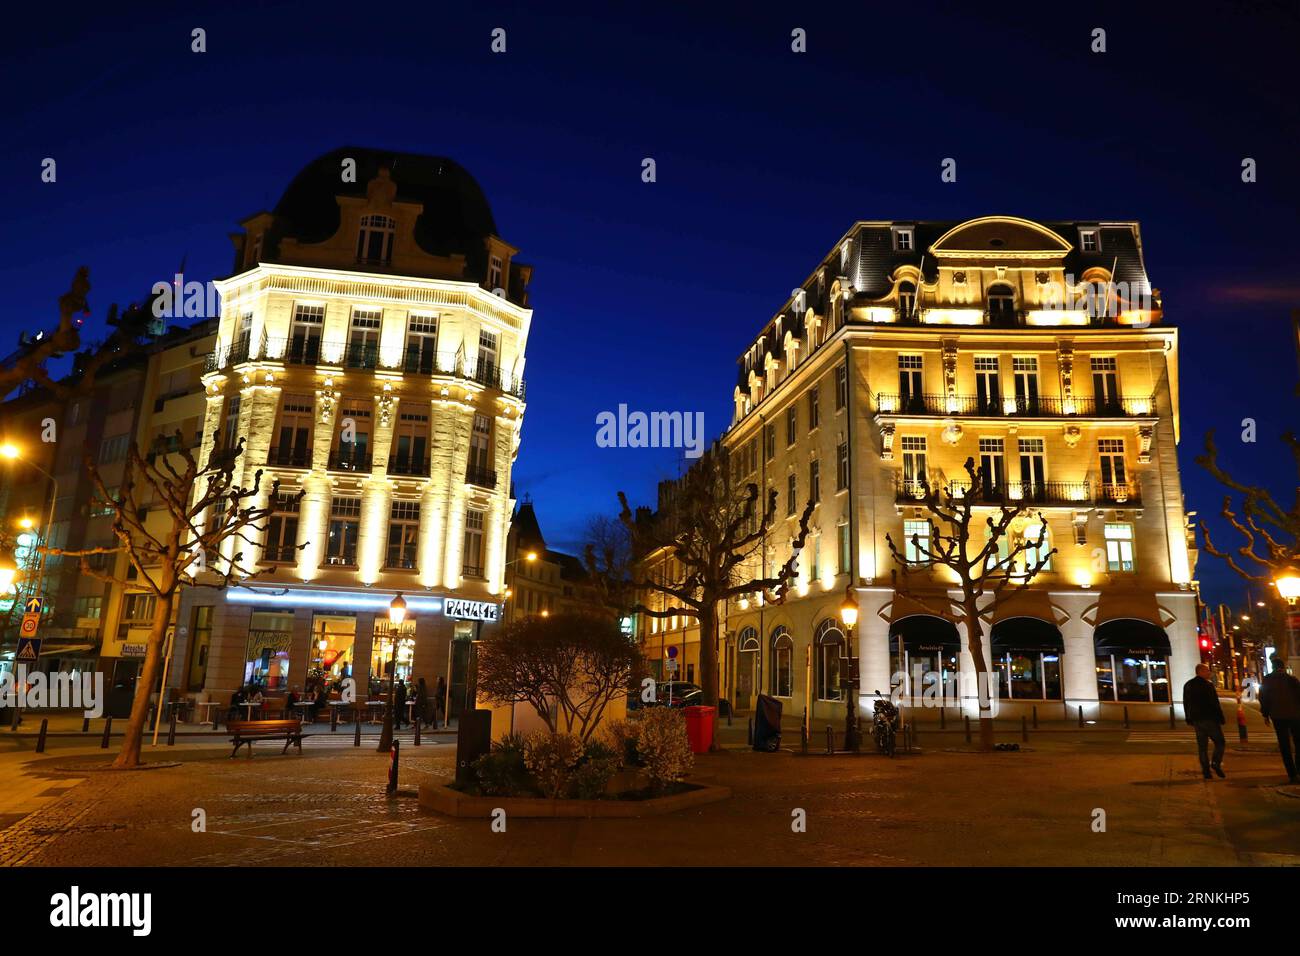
[354, 717, 362, 747]
[10, 705, 19, 731]
[825, 724, 834, 755]
[747, 718, 753, 747]
[331, 706, 339, 732]
[414, 719, 421, 746]
[82, 716, 90, 733]
[964, 716, 971, 743]
[101, 716, 112, 748]
[1032, 705, 1038, 730]
[36, 718, 48, 753]
[167, 712, 177, 746]
[799, 721, 808, 755]
[1169, 703, 1175, 729]
[1078, 705, 1084, 728]
[387, 739, 400, 794]
[1021, 715, 1028, 742]
[939, 705, 946, 730]
[1123, 705, 1130, 729]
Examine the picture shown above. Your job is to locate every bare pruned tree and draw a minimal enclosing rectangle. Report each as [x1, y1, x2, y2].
[885, 457, 1056, 751]
[596, 445, 814, 727]
[1197, 429, 1300, 656]
[45, 432, 303, 767]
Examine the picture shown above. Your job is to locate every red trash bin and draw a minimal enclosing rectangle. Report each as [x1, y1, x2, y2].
[683, 705, 716, 754]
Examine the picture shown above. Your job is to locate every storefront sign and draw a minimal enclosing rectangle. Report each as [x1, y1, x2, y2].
[121, 644, 148, 658]
[444, 599, 499, 622]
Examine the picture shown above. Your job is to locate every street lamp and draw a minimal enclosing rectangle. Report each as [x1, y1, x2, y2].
[378, 593, 408, 753]
[1274, 569, 1300, 661]
[0, 444, 57, 617]
[839, 585, 860, 752]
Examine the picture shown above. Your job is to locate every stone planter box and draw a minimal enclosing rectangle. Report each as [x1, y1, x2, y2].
[419, 781, 731, 818]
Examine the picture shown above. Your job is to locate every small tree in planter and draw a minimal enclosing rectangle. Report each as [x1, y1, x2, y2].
[475, 611, 642, 742]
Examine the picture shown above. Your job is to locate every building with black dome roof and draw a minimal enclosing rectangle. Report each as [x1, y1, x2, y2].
[172, 149, 533, 716]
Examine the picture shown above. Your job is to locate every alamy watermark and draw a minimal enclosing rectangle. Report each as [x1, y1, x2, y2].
[596, 404, 705, 459]
[1, 665, 104, 718]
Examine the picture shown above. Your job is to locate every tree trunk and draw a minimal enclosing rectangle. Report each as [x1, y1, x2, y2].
[963, 600, 995, 753]
[697, 602, 722, 752]
[112, 590, 175, 769]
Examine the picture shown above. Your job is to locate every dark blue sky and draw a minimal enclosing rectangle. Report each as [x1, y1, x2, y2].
[2, 1, 1297, 608]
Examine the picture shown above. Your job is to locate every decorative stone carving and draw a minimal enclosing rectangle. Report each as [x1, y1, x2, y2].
[941, 420, 963, 445]
[942, 339, 958, 404]
[1137, 424, 1154, 463]
[1062, 425, 1082, 448]
[880, 421, 896, 460]
[953, 271, 967, 285]
[376, 384, 395, 428]
[1071, 510, 1090, 545]
[1036, 271, 1050, 285]
[1057, 339, 1075, 403]
[317, 378, 339, 424]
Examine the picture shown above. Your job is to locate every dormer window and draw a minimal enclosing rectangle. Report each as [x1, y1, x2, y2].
[893, 227, 914, 252]
[489, 254, 504, 291]
[1079, 229, 1099, 253]
[356, 214, 395, 266]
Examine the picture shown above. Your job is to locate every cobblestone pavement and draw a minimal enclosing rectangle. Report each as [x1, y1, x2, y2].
[1, 732, 1296, 867]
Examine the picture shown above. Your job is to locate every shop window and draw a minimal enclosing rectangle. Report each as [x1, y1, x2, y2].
[815, 619, 845, 701]
[771, 626, 793, 698]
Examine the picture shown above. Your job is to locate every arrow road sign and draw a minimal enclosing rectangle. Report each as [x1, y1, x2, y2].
[23, 597, 44, 615]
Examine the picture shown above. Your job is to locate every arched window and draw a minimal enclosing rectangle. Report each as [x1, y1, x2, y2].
[1019, 520, 1052, 574]
[814, 619, 845, 701]
[987, 283, 1016, 325]
[897, 281, 916, 320]
[356, 214, 395, 265]
[738, 627, 759, 652]
[770, 625, 793, 697]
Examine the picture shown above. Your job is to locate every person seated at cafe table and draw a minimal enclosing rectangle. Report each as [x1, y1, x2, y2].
[311, 685, 329, 721]
[227, 687, 245, 721]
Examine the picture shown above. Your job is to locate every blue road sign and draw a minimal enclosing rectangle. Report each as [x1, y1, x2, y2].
[15, 637, 42, 664]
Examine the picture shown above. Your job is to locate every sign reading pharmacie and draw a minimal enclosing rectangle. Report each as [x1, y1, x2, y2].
[443, 598, 500, 622]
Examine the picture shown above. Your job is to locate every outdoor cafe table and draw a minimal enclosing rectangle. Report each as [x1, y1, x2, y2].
[365, 700, 385, 723]
[240, 701, 262, 720]
[195, 701, 220, 728]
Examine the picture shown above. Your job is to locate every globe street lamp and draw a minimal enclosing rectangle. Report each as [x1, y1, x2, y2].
[1274, 569, 1300, 661]
[0, 444, 57, 606]
[839, 585, 860, 752]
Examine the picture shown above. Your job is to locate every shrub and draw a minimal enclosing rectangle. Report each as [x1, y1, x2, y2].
[473, 733, 530, 796]
[635, 708, 693, 789]
[523, 732, 584, 798]
[601, 719, 642, 767]
[571, 756, 619, 799]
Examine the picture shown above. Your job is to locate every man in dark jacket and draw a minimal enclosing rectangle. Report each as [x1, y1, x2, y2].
[1259, 654, 1300, 783]
[1183, 663, 1226, 779]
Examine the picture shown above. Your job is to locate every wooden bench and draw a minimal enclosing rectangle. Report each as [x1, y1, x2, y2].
[226, 719, 304, 758]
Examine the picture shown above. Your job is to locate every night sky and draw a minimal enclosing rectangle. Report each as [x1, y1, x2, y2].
[2, 1, 1297, 609]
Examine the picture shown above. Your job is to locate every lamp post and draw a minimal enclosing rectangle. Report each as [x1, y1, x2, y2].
[0, 445, 57, 662]
[839, 585, 860, 752]
[1274, 569, 1300, 665]
[377, 592, 407, 753]
[502, 550, 537, 625]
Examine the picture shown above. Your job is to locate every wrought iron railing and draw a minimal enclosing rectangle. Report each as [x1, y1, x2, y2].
[465, 465, 497, 489]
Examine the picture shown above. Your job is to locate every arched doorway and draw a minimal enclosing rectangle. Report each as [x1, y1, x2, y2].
[770, 625, 794, 699]
[1094, 619, 1172, 703]
[814, 619, 846, 703]
[889, 614, 961, 702]
[989, 616, 1064, 700]
[736, 627, 759, 712]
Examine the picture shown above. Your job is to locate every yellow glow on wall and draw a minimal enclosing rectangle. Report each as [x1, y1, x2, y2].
[1024, 310, 1087, 326]
[1129, 397, 1152, 415]
[921, 309, 983, 326]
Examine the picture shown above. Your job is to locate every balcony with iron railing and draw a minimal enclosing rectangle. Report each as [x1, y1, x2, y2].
[387, 453, 430, 477]
[895, 476, 1140, 507]
[323, 550, 358, 568]
[465, 464, 497, 489]
[327, 449, 373, 473]
[384, 547, 419, 571]
[262, 545, 300, 564]
[266, 445, 312, 468]
[875, 392, 1155, 419]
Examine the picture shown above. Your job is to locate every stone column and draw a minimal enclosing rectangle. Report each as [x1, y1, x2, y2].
[353, 611, 376, 698]
[290, 608, 314, 695]
[205, 597, 251, 705]
[1053, 590, 1097, 717]
[858, 587, 893, 713]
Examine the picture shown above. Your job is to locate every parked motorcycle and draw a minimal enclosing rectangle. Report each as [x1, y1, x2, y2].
[872, 689, 900, 757]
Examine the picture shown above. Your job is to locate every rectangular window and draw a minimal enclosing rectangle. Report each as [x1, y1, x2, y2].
[326, 496, 361, 565]
[894, 228, 914, 251]
[1099, 438, 1127, 489]
[463, 509, 485, 577]
[99, 433, 131, 464]
[270, 394, 313, 467]
[837, 523, 851, 575]
[386, 500, 421, 569]
[122, 592, 157, 623]
[468, 413, 494, 486]
[1013, 356, 1040, 412]
[786, 473, 797, 516]
[331, 404, 371, 471]
[898, 354, 923, 412]
[836, 441, 849, 491]
[1080, 229, 1099, 253]
[810, 531, 821, 580]
[1091, 356, 1119, 411]
[974, 356, 1000, 413]
[264, 492, 301, 563]
[488, 255, 503, 291]
[288, 304, 324, 364]
[808, 387, 821, 429]
[1104, 522, 1135, 572]
[786, 405, 797, 445]
[221, 394, 241, 451]
[73, 595, 103, 620]
[834, 363, 848, 410]
[978, 437, 1004, 496]
[390, 411, 430, 476]
[347, 310, 381, 369]
[478, 329, 499, 380]
[1018, 437, 1046, 499]
[764, 423, 776, 461]
[404, 314, 438, 374]
[901, 436, 927, 495]
[810, 458, 821, 502]
[903, 519, 931, 564]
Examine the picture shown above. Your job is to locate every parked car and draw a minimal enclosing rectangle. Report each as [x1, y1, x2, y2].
[652, 681, 703, 708]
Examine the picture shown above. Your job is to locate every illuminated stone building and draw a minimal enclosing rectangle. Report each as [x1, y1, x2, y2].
[172, 149, 532, 716]
[642, 217, 1198, 723]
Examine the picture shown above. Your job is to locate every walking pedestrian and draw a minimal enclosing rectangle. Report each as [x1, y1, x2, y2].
[394, 678, 407, 729]
[414, 677, 430, 730]
[1182, 663, 1226, 779]
[434, 675, 447, 729]
[1259, 654, 1300, 783]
